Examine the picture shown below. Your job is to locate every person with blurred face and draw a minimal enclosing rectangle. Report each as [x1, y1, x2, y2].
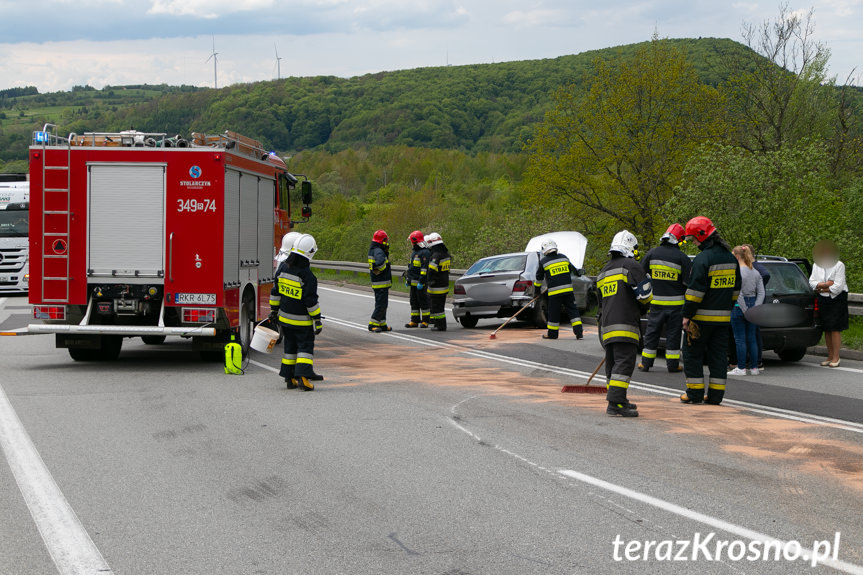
[809, 240, 848, 367]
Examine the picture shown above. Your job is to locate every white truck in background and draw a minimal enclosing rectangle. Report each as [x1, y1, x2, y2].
[0, 174, 29, 294]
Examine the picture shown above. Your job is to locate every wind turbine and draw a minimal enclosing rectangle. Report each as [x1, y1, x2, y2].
[274, 43, 282, 80]
[206, 36, 219, 89]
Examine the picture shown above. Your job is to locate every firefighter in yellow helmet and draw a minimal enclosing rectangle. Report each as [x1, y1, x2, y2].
[596, 231, 652, 417]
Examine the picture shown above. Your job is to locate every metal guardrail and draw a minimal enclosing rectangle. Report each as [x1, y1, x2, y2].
[313, 260, 863, 316]
[313, 260, 467, 280]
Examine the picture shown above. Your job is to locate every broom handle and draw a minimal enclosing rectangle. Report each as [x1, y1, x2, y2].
[491, 292, 543, 336]
[585, 357, 606, 386]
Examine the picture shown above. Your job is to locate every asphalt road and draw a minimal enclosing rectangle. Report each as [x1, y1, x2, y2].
[1, 289, 862, 575]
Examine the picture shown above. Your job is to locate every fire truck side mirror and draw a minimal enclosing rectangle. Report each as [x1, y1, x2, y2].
[301, 181, 313, 205]
[301, 206, 312, 218]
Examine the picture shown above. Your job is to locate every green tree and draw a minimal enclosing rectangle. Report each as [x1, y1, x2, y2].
[526, 36, 726, 246]
[667, 141, 840, 256]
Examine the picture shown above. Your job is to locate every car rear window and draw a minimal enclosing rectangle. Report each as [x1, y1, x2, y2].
[466, 255, 528, 275]
[763, 263, 811, 296]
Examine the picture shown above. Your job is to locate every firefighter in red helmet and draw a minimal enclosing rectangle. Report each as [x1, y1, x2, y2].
[638, 223, 691, 373]
[368, 229, 392, 332]
[680, 216, 740, 405]
[405, 231, 431, 328]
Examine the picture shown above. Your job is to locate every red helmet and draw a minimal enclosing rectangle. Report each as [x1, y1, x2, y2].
[373, 229, 389, 245]
[685, 216, 716, 241]
[663, 223, 686, 243]
[408, 230, 425, 246]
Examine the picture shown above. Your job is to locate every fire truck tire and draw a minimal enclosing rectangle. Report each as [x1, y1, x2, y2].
[142, 335, 167, 345]
[98, 335, 123, 360]
[68, 348, 100, 361]
[239, 290, 255, 355]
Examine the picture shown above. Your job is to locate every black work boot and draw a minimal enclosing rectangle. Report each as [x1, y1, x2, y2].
[542, 332, 558, 340]
[607, 402, 639, 417]
[308, 372, 324, 381]
[285, 377, 298, 389]
[405, 321, 419, 328]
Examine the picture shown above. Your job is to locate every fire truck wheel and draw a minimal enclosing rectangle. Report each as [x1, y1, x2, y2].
[68, 348, 100, 362]
[142, 335, 167, 345]
[98, 335, 123, 360]
[239, 290, 255, 355]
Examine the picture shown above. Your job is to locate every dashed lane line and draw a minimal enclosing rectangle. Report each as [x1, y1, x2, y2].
[0, 383, 113, 575]
[445, 395, 863, 575]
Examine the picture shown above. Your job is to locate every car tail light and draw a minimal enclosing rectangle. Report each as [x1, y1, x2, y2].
[454, 284, 466, 295]
[813, 297, 819, 321]
[513, 280, 532, 293]
[183, 307, 216, 323]
[33, 306, 65, 320]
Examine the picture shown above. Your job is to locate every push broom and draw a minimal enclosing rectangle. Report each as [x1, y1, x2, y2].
[489, 292, 543, 340]
[561, 357, 607, 394]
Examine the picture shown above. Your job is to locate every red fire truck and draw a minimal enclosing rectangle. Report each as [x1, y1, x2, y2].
[27, 124, 312, 361]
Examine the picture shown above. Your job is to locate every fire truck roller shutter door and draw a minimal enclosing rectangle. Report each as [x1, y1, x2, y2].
[239, 174, 258, 264]
[88, 164, 165, 278]
[257, 178, 274, 274]
[223, 170, 240, 285]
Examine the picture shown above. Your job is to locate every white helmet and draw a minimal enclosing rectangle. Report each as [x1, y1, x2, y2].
[425, 232, 443, 247]
[291, 234, 318, 261]
[541, 239, 558, 256]
[609, 230, 638, 258]
[276, 232, 302, 263]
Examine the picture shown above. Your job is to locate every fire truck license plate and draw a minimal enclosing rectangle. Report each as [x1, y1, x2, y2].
[174, 293, 216, 305]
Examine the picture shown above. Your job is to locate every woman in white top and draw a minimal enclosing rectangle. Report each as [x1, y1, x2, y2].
[809, 240, 849, 367]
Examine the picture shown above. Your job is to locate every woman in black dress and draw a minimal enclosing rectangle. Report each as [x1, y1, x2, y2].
[809, 240, 849, 367]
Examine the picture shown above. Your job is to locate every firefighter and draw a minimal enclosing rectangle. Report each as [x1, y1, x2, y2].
[425, 232, 451, 331]
[405, 230, 431, 328]
[533, 239, 583, 340]
[596, 231, 653, 417]
[274, 231, 301, 269]
[269, 234, 323, 391]
[368, 229, 393, 332]
[638, 223, 692, 373]
[680, 216, 740, 406]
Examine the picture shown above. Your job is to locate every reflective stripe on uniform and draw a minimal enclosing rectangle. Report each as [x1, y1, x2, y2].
[665, 350, 681, 360]
[547, 323, 560, 331]
[307, 304, 321, 317]
[608, 373, 630, 389]
[269, 297, 281, 306]
[428, 287, 449, 295]
[641, 349, 657, 359]
[650, 294, 684, 306]
[601, 323, 640, 342]
[685, 378, 705, 389]
[548, 286, 574, 296]
[708, 378, 726, 390]
[278, 311, 313, 326]
[281, 354, 297, 366]
[372, 280, 393, 289]
[596, 268, 628, 282]
[430, 312, 446, 320]
[297, 353, 313, 366]
[650, 259, 682, 271]
[693, 309, 731, 322]
[570, 319, 582, 326]
[685, 289, 705, 303]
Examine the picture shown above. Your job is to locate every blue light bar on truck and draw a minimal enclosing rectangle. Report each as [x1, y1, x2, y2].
[34, 131, 48, 143]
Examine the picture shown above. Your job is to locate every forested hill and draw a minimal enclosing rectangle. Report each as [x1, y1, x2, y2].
[1, 37, 749, 162]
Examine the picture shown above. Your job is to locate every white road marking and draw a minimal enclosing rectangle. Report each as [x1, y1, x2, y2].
[319, 285, 454, 311]
[446, 396, 863, 575]
[318, 302, 863, 434]
[0, 383, 113, 575]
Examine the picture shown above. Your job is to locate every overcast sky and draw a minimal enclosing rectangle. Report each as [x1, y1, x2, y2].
[0, 0, 860, 93]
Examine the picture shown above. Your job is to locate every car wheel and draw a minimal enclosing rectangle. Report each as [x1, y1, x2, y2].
[459, 315, 479, 329]
[68, 347, 99, 361]
[142, 335, 167, 345]
[533, 296, 548, 328]
[776, 347, 807, 362]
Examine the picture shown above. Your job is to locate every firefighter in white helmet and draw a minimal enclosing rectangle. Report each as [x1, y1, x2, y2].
[425, 232, 452, 331]
[274, 231, 301, 269]
[533, 239, 583, 340]
[596, 230, 652, 417]
[269, 234, 323, 391]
